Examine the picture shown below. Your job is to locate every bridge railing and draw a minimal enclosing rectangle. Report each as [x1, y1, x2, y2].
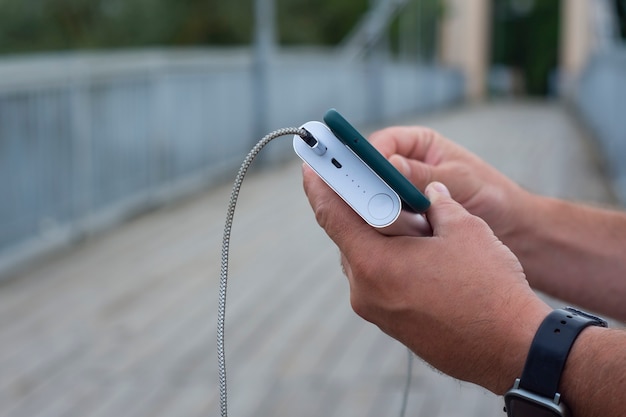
[0, 47, 464, 276]
[575, 47, 626, 205]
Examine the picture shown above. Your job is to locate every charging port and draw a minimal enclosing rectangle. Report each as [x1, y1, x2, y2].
[331, 158, 342, 169]
[300, 128, 327, 156]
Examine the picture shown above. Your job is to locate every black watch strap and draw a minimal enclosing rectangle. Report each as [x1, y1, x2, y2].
[519, 307, 608, 398]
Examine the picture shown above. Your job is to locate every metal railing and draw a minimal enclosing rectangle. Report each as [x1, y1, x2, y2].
[575, 46, 626, 205]
[0, 47, 464, 277]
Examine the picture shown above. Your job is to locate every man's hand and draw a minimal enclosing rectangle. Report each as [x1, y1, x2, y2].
[302, 165, 551, 394]
[369, 126, 534, 242]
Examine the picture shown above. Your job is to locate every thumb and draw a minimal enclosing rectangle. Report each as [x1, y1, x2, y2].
[424, 182, 471, 237]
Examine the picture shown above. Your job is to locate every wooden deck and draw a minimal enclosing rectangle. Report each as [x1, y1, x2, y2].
[0, 101, 618, 417]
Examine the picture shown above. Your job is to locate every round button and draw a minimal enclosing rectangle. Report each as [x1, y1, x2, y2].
[368, 193, 394, 220]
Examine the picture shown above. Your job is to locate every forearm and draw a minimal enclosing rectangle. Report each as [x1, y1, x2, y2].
[505, 194, 626, 320]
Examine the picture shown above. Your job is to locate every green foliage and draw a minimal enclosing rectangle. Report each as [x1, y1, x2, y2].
[0, 0, 259, 53]
[0, 0, 366, 54]
[0, 0, 447, 56]
[277, 0, 367, 45]
[389, 0, 443, 60]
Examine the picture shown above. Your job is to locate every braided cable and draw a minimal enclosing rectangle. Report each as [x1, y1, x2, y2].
[218, 127, 307, 417]
[217, 126, 415, 417]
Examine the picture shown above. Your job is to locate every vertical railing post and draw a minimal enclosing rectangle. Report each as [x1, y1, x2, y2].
[365, 0, 389, 122]
[70, 58, 93, 235]
[252, 0, 276, 141]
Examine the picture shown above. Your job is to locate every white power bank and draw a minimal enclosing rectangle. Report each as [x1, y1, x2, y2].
[294, 121, 431, 236]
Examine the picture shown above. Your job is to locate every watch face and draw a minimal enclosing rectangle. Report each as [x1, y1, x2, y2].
[506, 398, 562, 417]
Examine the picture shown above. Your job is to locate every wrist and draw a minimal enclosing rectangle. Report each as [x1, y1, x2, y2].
[504, 308, 609, 416]
[492, 302, 551, 395]
[558, 325, 618, 417]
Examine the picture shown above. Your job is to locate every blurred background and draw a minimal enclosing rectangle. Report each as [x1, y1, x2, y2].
[0, 1, 625, 416]
[2, 0, 626, 277]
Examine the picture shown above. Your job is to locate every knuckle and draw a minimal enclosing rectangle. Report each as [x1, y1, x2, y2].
[463, 213, 490, 233]
[311, 198, 331, 228]
[348, 253, 381, 279]
[452, 212, 488, 235]
[350, 293, 368, 319]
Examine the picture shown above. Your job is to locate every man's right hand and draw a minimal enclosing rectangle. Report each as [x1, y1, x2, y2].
[368, 126, 535, 244]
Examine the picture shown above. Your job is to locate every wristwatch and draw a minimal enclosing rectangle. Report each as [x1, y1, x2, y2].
[504, 307, 607, 416]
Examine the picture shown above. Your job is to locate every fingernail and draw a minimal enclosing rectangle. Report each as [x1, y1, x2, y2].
[426, 182, 451, 199]
[398, 157, 410, 176]
[390, 155, 411, 177]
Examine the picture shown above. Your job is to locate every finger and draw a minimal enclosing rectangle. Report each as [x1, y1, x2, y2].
[301, 164, 378, 249]
[369, 126, 439, 162]
[424, 182, 474, 237]
[388, 154, 434, 192]
[387, 154, 411, 177]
